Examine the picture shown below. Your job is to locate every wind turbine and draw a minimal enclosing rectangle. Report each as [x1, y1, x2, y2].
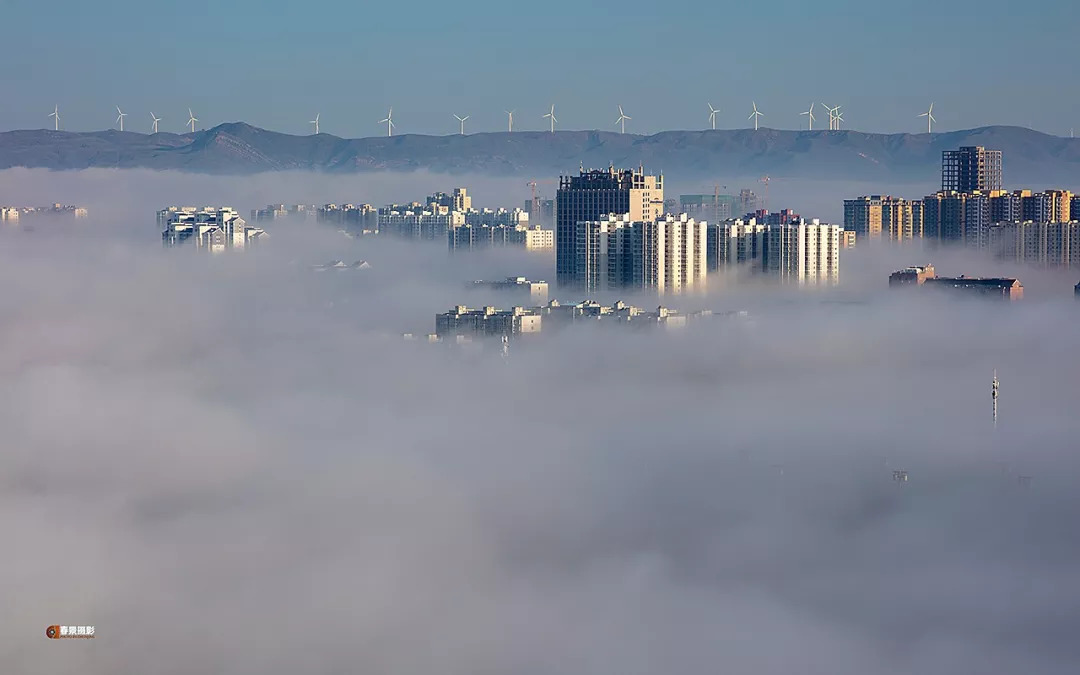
[615, 105, 631, 134]
[379, 107, 395, 137]
[543, 104, 557, 133]
[48, 105, 60, 131]
[505, 110, 515, 133]
[748, 102, 764, 131]
[187, 108, 198, 133]
[708, 103, 719, 130]
[310, 113, 320, 135]
[453, 114, 470, 135]
[919, 103, 936, 134]
[115, 106, 127, 131]
[800, 102, 816, 131]
[150, 112, 161, 133]
[833, 106, 844, 130]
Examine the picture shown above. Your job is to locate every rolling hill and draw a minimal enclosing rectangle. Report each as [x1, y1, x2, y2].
[2, 123, 1079, 186]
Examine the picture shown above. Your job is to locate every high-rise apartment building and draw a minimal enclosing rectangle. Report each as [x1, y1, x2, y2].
[428, 188, 472, 213]
[160, 207, 266, 252]
[764, 220, 842, 284]
[922, 191, 969, 242]
[972, 221, 1080, 267]
[556, 167, 663, 286]
[570, 213, 706, 295]
[942, 146, 1003, 192]
[843, 196, 924, 241]
[706, 218, 768, 271]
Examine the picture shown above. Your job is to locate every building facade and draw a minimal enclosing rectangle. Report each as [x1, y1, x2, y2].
[471, 277, 550, 304]
[556, 167, 664, 286]
[942, 146, 1003, 192]
[765, 220, 842, 284]
[570, 213, 706, 295]
[843, 195, 924, 241]
[435, 305, 542, 339]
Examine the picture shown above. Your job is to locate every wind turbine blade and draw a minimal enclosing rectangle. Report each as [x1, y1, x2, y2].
[624, 115, 631, 120]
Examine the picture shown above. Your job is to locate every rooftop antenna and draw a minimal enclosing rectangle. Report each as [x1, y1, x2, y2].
[919, 103, 936, 134]
[48, 105, 60, 131]
[310, 113, 320, 135]
[543, 104, 557, 133]
[748, 102, 763, 131]
[453, 113, 469, 135]
[708, 103, 719, 130]
[992, 369, 999, 428]
[379, 107, 395, 137]
[505, 109, 515, 133]
[115, 106, 127, 132]
[187, 108, 198, 133]
[799, 102, 816, 131]
[150, 112, 161, 134]
[616, 105, 631, 134]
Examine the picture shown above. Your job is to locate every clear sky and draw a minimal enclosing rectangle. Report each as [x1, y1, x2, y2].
[3, 0, 1075, 137]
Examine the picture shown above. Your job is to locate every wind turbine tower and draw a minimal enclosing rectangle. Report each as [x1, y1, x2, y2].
[543, 105, 557, 133]
[187, 108, 199, 133]
[616, 105, 631, 134]
[48, 105, 60, 131]
[749, 102, 763, 131]
[310, 113, 320, 135]
[453, 114, 470, 135]
[800, 102, 816, 131]
[506, 110, 515, 132]
[150, 112, 161, 133]
[919, 103, 936, 133]
[115, 106, 127, 132]
[379, 107, 395, 137]
[708, 103, 719, 130]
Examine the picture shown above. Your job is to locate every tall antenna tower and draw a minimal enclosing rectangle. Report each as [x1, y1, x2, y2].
[992, 369, 999, 428]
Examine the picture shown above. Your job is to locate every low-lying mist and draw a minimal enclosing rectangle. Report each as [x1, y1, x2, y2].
[3, 170, 1080, 675]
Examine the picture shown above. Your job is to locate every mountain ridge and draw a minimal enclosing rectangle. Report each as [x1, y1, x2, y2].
[2, 123, 1079, 185]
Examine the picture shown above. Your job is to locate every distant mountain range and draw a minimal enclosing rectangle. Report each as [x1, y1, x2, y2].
[2, 123, 1079, 186]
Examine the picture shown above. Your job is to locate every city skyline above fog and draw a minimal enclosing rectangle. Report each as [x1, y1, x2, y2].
[3, 175, 1080, 674]
[3, 0, 1077, 136]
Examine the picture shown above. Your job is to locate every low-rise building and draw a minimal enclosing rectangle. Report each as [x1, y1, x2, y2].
[435, 305, 543, 339]
[924, 275, 1023, 300]
[889, 264, 937, 286]
[890, 265, 1022, 299]
[471, 277, 549, 304]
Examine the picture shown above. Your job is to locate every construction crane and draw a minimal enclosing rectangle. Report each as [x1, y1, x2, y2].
[527, 179, 556, 226]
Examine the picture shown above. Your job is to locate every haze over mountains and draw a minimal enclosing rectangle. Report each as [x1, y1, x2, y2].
[3, 123, 1080, 186]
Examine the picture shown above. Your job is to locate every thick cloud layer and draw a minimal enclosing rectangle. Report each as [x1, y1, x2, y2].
[3, 170, 1080, 675]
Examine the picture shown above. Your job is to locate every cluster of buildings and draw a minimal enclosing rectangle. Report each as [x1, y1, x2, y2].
[159, 207, 267, 252]
[250, 204, 312, 223]
[1, 204, 88, 222]
[845, 145, 1080, 268]
[313, 188, 554, 251]
[555, 167, 843, 293]
[888, 264, 1024, 300]
[433, 299, 718, 340]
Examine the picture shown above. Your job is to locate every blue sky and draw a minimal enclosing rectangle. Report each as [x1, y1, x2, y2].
[3, 0, 1075, 137]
